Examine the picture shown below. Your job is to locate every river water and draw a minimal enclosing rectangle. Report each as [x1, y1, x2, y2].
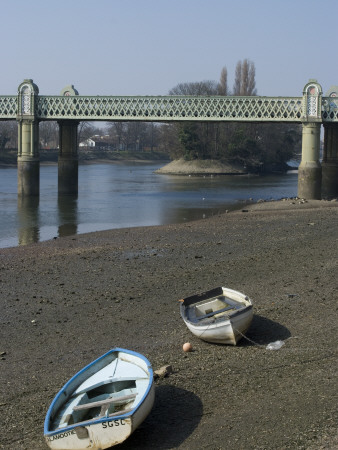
[0, 162, 299, 248]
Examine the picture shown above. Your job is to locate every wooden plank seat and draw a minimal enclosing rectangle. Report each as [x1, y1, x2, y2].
[73, 393, 137, 411]
[196, 305, 234, 320]
[196, 298, 244, 320]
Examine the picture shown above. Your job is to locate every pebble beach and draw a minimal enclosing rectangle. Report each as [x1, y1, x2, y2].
[0, 198, 337, 449]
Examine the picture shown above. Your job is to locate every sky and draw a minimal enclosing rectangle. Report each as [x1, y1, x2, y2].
[1, 0, 338, 97]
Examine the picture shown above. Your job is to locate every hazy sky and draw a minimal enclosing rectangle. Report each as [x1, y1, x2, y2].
[1, 0, 337, 97]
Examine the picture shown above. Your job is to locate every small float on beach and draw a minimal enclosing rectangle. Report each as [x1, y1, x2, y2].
[179, 286, 253, 345]
[44, 348, 154, 450]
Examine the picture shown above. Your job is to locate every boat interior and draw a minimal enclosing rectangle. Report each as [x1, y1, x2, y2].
[187, 295, 246, 322]
[51, 355, 150, 430]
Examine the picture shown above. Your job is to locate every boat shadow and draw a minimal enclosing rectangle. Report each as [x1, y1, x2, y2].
[115, 385, 202, 449]
[238, 314, 291, 347]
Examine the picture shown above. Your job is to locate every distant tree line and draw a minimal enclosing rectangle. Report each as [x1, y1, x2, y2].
[0, 59, 301, 171]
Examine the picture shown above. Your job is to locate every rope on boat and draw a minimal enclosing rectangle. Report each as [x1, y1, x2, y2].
[233, 327, 298, 350]
[196, 323, 288, 350]
[194, 318, 266, 347]
[232, 326, 266, 348]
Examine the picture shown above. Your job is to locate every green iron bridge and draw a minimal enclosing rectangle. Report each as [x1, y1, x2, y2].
[0, 79, 337, 198]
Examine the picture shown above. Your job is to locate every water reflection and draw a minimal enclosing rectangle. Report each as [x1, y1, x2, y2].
[17, 195, 79, 246]
[0, 163, 298, 248]
[58, 194, 78, 238]
[17, 197, 40, 245]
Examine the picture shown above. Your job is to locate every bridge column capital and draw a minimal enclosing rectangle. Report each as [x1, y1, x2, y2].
[17, 79, 39, 119]
[302, 79, 323, 123]
[60, 85, 79, 96]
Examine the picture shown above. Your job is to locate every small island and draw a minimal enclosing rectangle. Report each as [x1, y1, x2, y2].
[155, 158, 247, 175]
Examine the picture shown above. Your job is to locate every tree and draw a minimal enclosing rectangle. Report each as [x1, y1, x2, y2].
[218, 66, 228, 96]
[78, 122, 98, 145]
[0, 121, 17, 150]
[167, 81, 220, 160]
[233, 59, 257, 96]
[104, 121, 163, 152]
[157, 123, 181, 157]
[223, 122, 300, 172]
[169, 80, 218, 96]
[178, 122, 201, 160]
[0, 133, 10, 151]
[39, 121, 58, 148]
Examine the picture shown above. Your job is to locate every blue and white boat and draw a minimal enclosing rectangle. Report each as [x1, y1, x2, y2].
[44, 348, 155, 450]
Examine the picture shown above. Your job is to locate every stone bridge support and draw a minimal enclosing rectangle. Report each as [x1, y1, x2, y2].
[298, 122, 322, 199]
[298, 81, 323, 200]
[17, 119, 40, 196]
[322, 123, 338, 198]
[17, 79, 40, 196]
[58, 120, 79, 195]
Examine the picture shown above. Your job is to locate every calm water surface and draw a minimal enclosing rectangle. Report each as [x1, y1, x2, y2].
[0, 162, 298, 248]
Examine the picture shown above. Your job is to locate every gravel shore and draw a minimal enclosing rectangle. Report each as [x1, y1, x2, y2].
[0, 199, 337, 449]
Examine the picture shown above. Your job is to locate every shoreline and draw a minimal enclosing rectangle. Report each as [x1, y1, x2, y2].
[0, 200, 337, 449]
[0, 156, 296, 174]
[154, 158, 295, 175]
[0, 158, 170, 168]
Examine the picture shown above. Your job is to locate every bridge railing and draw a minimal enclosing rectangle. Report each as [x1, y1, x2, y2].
[36, 95, 304, 122]
[322, 97, 338, 122]
[0, 93, 337, 122]
[0, 96, 17, 119]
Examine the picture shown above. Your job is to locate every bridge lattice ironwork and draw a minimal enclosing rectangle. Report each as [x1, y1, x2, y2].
[0, 96, 17, 119]
[0, 94, 337, 122]
[322, 97, 338, 122]
[36, 95, 304, 122]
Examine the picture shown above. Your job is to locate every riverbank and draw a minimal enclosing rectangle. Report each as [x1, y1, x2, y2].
[0, 149, 170, 166]
[0, 199, 337, 449]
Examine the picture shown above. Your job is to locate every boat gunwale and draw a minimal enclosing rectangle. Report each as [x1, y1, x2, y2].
[44, 347, 153, 438]
[181, 286, 224, 307]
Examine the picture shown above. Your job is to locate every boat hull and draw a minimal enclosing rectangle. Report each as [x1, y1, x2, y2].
[180, 287, 253, 345]
[44, 348, 155, 450]
[45, 386, 155, 449]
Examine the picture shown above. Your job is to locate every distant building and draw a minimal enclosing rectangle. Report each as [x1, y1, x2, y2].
[79, 135, 111, 150]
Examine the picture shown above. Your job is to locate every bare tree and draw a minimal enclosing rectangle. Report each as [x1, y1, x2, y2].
[78, 122, 97, 145]
[218, 66, 228, 96]
[0, 121, 17, 149]
[169, 80, 218, 96]
[39, 121, 59, 148]
[233, 59, 257, 96]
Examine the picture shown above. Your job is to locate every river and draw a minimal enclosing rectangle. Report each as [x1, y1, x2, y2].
[0, 162, 299, 248]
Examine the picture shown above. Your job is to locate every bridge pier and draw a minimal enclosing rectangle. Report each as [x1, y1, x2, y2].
[298, 122, 322, 199]
[17, 196, 39, 245]
[58, 120, 79, 195]
[17, 80, 40, 196]
[17, 119, 40, 196]
[322, 123, 338, 198]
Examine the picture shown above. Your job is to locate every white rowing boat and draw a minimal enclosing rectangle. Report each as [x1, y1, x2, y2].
[44, 348, 155, 449]
[180, 286, 253, 345]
